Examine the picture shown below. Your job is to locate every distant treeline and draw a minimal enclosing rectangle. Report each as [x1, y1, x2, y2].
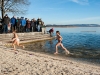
[46, 24, 100, 27]
[46, 25, 76, 27]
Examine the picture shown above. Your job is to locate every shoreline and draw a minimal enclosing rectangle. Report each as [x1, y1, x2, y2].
[29, 51, 100, 67]
[0, 46, 100, 75]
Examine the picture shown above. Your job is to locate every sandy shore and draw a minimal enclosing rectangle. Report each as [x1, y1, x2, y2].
[0, 46, 100, 75]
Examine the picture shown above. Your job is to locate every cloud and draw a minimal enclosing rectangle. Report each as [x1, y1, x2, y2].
[70, 0, 89, 5]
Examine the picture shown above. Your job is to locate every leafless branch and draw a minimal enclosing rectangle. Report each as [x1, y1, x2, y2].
[0, 0, 30, 17]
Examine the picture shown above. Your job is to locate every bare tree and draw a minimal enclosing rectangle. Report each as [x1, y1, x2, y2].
[0, 0, 30, 18]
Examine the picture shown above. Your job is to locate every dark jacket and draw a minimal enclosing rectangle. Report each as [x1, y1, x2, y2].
[37, 19, 42, 25]
[31, 21, 36, 27]
[16, 19, 21, 27]
[2, 16, 10, 25]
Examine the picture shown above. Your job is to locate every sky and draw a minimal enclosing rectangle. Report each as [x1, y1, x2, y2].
[1, 0, 100, 25]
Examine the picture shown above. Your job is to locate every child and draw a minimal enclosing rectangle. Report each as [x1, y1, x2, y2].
[12, 30, 25, 51]
[54, 31, 70, 54]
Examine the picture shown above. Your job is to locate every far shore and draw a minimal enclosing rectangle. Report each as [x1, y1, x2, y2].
[46, 26, 100, 28]
[46, 26, 77, 28]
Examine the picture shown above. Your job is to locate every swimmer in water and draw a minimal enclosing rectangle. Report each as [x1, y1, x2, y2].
[54, 31, 70, 54]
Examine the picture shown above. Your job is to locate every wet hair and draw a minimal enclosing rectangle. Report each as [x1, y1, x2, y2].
[56, 31, 60, 35]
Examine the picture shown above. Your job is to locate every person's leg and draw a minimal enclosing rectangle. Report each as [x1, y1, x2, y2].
[22, 26, 24, 32]
[40, 27, 42, 32]
[31, 26, 32, 32]
[26, 28, 28, 32]
[6, 24, 8, 33]
[14, 25, 17, 30]
[50, 32, 51, 37]
[20, 26, 22, 32]
[11, 25, 12, 32]
[14, 25, 15, 30]
[24, 26, 26, 32]
[16, 26, 18, 33]
[16, 41, 25, 49]
[11, 25, 14, 32]
[60, 43, 70, 54]
[28, 28, 30, 32]
[18, 26, 20, 33]
[35, 26, 37, 32]
[19, 26, 21, 32]
[54, 42, 61, 54]
[27, 28, 29, 32]
[38, 25, 40, 32]
[3, 25, 6, 33]
[12, 40, 17, 51]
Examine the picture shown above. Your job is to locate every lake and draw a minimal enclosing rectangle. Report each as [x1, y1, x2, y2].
[24, 27, 100, 64]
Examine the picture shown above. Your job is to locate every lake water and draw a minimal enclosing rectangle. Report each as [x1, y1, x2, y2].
[24, 27, 100, 64]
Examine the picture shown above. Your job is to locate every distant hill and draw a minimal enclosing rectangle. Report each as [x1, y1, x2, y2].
[46, 24, 100, 27]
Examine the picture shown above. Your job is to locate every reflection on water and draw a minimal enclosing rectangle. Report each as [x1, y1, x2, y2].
[24, 27, 100, 64]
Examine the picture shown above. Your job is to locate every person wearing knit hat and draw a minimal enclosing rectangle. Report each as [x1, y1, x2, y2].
[2, 14, 10, 33]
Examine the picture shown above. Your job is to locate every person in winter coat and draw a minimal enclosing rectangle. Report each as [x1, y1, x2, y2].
[26, 19, 31, 32]
[2, 14, 10, 33]
[31, 18, 37, 32]
[37, 18, 42, 32]
[11, 16, 16, 32]
[20, 17, 26, 32]
[16, 17, 21, 32]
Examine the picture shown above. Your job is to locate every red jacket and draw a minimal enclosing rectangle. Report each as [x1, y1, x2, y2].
[49, 29, 54, 33]
[26, 20, 31, 28]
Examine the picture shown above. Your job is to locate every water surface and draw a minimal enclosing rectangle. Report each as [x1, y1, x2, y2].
[24, 27, 100, 64]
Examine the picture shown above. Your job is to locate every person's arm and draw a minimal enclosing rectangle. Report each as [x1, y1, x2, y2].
[12, 37, 16, 41]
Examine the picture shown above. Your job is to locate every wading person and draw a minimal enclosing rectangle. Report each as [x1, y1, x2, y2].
[54, 31, 70, 54]
[12, 30, 25, 51]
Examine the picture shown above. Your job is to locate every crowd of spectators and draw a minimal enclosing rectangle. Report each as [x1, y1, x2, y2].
[0, 14, 45, 34]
